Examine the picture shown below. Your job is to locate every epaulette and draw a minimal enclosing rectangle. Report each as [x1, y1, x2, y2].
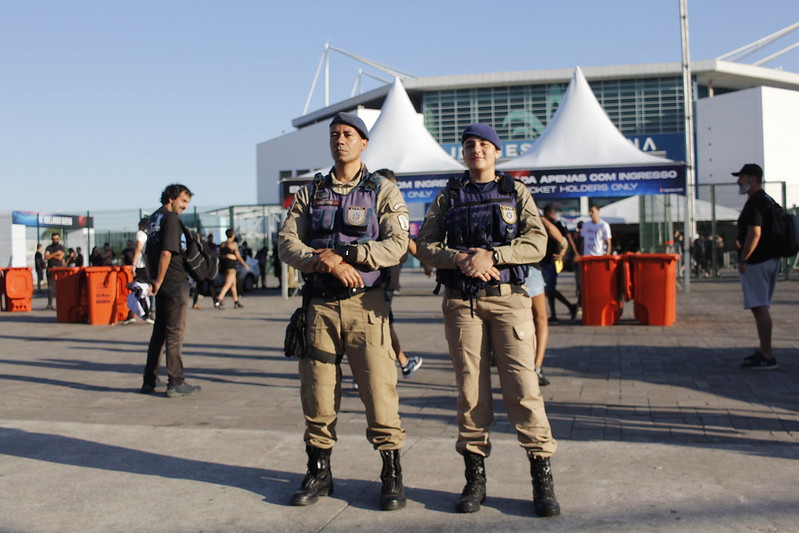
[360, 171, 384, 192]
[498, 172, 516, 194]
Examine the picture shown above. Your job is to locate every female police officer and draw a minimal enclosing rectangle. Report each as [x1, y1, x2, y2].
[416, 123, 560, 517]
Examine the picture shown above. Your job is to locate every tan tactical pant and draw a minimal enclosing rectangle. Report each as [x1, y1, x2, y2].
[443, 290, 557, 458]
[300, 288, 405, 450]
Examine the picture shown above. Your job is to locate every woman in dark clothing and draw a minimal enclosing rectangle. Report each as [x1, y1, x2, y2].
[215, 228, 250, 309]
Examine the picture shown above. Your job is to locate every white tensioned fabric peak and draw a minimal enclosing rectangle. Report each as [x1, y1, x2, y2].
[498, 67, 674, 170]
[362, 77, 465, 173]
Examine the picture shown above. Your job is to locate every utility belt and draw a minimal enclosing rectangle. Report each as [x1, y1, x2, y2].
[306, 285, 379, 301]
[444, 283, 527, 300]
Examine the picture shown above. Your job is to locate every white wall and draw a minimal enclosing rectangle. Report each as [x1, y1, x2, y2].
[0, 213, 12, 267]
[256, 109, 380, 204]
[256, 121, 330, 204]
[761, 86, 799, 209]
[10, 224, 28, 267]
[697, 86, 799, 210]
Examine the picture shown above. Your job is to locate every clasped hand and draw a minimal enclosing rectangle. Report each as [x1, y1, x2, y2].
[313, 248, 364, 288]
[455, 248, 500, 282]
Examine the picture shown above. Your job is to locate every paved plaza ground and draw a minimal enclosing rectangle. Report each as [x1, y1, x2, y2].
[0, 270, 797, 532]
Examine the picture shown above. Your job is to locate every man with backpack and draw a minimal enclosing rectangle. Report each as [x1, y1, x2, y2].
[734, 163, 780, 370]
[141, 183, 202, 397]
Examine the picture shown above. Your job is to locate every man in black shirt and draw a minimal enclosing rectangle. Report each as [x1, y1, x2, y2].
[141, 183, 201, 397]
[734, 163, 780, 370]
[44, 233, 66, 310]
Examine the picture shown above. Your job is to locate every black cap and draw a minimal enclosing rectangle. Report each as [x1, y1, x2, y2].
[330, 112, 369, 140]
[731, 163, 763, 179]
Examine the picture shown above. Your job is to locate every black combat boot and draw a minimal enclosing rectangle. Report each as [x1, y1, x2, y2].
[529, 453, 560, 517]
[290, 445, 333, 506]
[379, 449, 406, 511]
[456, 451, 486, 513]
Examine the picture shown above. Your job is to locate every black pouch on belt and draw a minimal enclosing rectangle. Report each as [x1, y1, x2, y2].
[284, 290, 310, 358]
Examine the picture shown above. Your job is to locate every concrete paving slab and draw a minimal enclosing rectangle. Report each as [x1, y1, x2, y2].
[1, 271, 797, 532]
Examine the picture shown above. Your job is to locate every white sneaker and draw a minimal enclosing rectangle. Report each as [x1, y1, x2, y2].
[401, 355, 423, 378]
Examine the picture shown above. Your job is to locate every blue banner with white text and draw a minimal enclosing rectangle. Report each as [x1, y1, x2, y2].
[395, 164, 685, 203]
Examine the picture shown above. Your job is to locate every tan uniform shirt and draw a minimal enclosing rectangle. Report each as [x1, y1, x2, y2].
[416, 175, 547, 268]
[279, 167, 410, 272]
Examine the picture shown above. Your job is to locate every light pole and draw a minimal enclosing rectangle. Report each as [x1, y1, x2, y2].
[680, 0, 697, 293]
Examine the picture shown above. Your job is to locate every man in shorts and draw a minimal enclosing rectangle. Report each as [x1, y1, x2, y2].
[734, 163, 781, 370]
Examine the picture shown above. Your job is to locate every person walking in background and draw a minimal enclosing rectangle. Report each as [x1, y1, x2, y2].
[88, 246, 101, 266]
[375, 168, 423, 378]
[272, 240, 282, 289]
[206, 233, 219, 254]
[255, 244, 269, 288]
[278, 112, 410, 511]
[528, 216, 571, 387]
[121, 239, 136, 266]
[132, 217, 154, 321]
[215, 228, 250, 309]
[581, 204, 612, 256]
[75, 246, 84, 267]
[540, 205, 577, 323]
[239, 240, 253, 260]
[34, 244, 45, 293]
[99, 242, 114, 266]
[141, 183, 201, 398]
[43, 233, 65, 310]
[416, 123, 560, 517]
[733, 163, 781, 370]
[66, 248, 77, 267]
[572, 221, 583, 305]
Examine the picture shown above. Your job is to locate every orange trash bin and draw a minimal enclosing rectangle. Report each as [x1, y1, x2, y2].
[51, 267, 88, 323]
[576, 255, 623, 326]
[83, 266, 118, 325]
[627, 253, 679, 326]
[3, 267, 33, 312]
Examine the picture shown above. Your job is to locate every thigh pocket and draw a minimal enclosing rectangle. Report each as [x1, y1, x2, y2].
[512, 320, 535, 342]
[365, 310, 388, 348]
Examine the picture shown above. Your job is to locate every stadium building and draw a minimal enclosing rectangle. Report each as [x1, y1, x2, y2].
[257, 57, 799, 216]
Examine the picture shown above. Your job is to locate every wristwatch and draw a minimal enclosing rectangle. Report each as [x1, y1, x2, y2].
[492, 250, 500, 265]
[335, 244, 358, 264]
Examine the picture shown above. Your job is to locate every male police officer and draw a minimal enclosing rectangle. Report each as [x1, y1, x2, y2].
[416, 123, 560, 517]
[278, 112, 410, 510]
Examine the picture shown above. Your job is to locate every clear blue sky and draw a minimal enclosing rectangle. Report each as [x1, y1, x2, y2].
[1, 0, 797, 213]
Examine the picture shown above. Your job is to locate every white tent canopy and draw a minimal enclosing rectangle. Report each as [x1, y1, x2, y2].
[599, 195, 740, 224]
[498, 67, 676, 170]
[362, 77, 465, 173]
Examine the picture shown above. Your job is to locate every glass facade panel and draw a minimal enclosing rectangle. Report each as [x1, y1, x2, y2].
[423, 76, 687, 143]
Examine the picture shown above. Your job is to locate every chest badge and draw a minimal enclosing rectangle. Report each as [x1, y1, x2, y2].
[499, 205, 517, 224]
[345, 206, 368, 227]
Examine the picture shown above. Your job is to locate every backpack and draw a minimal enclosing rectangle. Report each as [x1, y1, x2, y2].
[180, 222, 220, 282]
[766, 198, 799, 258]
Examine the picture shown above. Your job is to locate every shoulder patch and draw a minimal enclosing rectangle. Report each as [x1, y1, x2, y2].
[398, 214, 410, 231]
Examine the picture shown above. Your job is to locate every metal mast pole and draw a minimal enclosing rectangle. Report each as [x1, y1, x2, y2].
[680, 0, 696, 293]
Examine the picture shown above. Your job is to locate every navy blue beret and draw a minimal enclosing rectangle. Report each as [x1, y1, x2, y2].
[330, 112, 369, 140]
[461, 123, 501, 150]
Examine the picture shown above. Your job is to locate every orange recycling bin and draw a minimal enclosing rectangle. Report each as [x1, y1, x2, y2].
[2, 267, 33, 312]
[83, 267, 119, 325]
[577, 255, 623, 326]
[51, 267, 88, 323]
[627, 254, 679, 326]
[113, 266, 134, 322]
